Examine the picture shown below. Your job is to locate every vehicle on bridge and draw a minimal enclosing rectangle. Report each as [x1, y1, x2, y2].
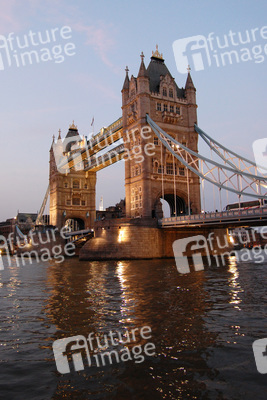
[225, 199, 267, 211]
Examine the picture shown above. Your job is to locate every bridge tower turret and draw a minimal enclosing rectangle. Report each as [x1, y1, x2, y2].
[49, 122, 96, 230]
[122, 46, 201, 218]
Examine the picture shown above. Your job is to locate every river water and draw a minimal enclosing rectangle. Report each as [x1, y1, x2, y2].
[0, 255, 266, 400]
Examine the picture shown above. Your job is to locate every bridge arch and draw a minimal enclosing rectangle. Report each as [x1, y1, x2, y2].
[153, 191, 188, 219]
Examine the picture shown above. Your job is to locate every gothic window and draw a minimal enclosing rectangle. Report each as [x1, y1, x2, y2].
[158, 164, 164, 174]
[154, 137, 159, 145]
[163, 87, 167, 96]
[73, 198, 80, 206]
[166, 163, 173, 175]
[170, 105, 174, 113]
[157, 102, 161, 111]
[169, 88, 173, 98]
[163, 104, 168, 112]
[73, 180, 79, 189]
[179, 167, 185, 176]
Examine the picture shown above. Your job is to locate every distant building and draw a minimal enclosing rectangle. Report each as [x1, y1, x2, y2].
[0, 218, 16, 238]
[0, 213, 49, 238]
[96, 199, 125, 220]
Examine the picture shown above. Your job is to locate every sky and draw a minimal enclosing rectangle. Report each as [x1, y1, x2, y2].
[0, 0, 266, 221]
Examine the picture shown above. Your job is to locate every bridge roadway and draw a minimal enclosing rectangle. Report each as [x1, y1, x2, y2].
[159, 208, 267, 228]
[61, 118, 124, 172]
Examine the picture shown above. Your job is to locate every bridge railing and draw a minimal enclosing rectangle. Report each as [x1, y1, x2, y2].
[159, 207, 267, 226]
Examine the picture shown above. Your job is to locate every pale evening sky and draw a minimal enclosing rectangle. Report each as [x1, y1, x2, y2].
[0, 0, 266, 220]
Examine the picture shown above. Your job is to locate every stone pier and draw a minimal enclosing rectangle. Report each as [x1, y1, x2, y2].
[79, 218, 232, 260]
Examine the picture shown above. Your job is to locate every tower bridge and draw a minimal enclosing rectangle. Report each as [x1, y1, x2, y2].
[45, 46, 267, 258]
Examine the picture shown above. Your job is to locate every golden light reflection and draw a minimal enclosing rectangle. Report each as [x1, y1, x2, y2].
[116, 261, 135, 325]
[228, 259, 243, 311]
[118, 229, 124, 243]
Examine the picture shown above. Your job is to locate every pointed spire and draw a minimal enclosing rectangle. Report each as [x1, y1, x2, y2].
[122, 66, 129, 90]
[185, 65, 195, 89]
[58, 129, 61, 140]
[138, 52, 148, 78]
[50, 134, 55, 151]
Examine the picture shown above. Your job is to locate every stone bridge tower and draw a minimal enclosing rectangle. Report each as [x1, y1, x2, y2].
[49, 122, 96, 230]
[121, 46, 201, 218]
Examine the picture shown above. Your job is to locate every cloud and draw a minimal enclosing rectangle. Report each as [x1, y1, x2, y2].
[0, 0, 23, 33]
[72, 21, 120, 74]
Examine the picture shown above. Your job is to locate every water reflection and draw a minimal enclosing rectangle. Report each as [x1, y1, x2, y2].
[228, 257, 243, 311]
[43, 259, 221, 399]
